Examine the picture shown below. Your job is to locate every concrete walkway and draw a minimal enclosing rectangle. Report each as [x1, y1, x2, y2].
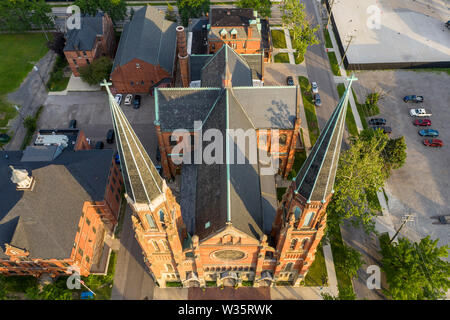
[271, 26, 296, 65]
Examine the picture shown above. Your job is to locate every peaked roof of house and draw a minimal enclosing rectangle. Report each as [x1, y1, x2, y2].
[294, 76, 356, 202]
[210, 8, 255, 27]
[112, 6, 177, 74]
[104, 81, 164, 205]
[0, 149, 113, 259]
[64, 13, 104, 52]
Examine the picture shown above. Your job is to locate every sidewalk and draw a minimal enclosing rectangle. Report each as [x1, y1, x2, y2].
[271, 26, 296, 65]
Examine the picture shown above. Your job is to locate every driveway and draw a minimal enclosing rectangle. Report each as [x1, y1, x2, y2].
[353, 70, 450, 249]
[40, 91, 159, 160]
[264, 63, 308, 86]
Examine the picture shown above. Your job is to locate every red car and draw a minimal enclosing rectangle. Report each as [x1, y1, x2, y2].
[423, 139, 443, 147]
[414, 119, 431, 126]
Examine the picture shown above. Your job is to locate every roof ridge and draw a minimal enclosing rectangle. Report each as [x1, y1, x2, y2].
[228, 88, 256, 129]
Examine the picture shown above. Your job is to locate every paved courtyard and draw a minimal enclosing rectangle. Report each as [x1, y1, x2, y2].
[353, 69, 450, 250]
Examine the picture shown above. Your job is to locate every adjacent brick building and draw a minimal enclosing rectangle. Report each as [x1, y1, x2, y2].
[64, 12, 116, 77]
[0, 134, 123, 278]
[103, 55, 353, 288]
[110, 6, 178, 93]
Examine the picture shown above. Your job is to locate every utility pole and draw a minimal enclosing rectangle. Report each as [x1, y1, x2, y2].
[389, 214, 415, 244]
[326, 0, 336, 28]
[339, 33, 355, 67]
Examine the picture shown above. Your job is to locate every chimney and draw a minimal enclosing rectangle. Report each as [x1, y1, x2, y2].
[248, 26, 252, 39]
[9, 165, 35, 191]
[176, 26, 190, 88]
[222, 65, 232, 88]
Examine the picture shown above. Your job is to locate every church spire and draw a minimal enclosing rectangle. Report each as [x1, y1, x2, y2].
[294, 75, 357, 203]
[101, 80, 164, 205]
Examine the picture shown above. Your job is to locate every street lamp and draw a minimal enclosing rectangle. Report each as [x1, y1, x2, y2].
[33, 65, 48, 91]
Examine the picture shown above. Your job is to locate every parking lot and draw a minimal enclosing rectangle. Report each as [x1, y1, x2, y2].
[353, 70, 450, 249]
[40, 91, 159, 161]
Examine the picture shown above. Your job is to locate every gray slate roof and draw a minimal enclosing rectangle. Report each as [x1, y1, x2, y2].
[210, 8, 255, 27]
[294, 80, 352, 202]
[64, 13, 104, 52]
[0, 150, 113, 259]
[112, 6, 177, 74]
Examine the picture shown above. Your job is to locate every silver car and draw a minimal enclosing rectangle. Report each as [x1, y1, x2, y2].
[114, 94, 122, 105]
[311, 81, 319, 94]
[124, 94, 133, 105]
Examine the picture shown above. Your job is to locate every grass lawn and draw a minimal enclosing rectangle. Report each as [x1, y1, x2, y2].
[47, 56, 70, 92]
[411, 68, 450, 76]
[82, 250, 118, 300]
[287, 150, 307, 180]
[323, 27, 333, 48]
[352, 89, 383, 130]
[304, 242, 328, 286]
[274, 52, 289, 63]
[277, 187, 287, 202]
[327, 52, 341, 76]
[337, 83, 359, 137]
[298, 76, 320, 145]
[288, 30, 304, 64]
[271, 30, 287, 48]
[0, 33, 49, 139]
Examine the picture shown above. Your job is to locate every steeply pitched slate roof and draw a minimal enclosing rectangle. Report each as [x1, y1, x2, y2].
[112, 6, 177, 74]
[157, 88, 222, 131]
[241, 54, 263, 80]
[210, 8, 255, 26]
[64, 13, 104, 51]
[106, 84, 164, 204]
[0, 150, 113, 259]
[190, 55, 212, 81]
[201, 45, 253, 87]
[294, 79, 354, 202]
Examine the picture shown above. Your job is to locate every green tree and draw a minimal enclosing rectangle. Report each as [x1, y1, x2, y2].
[165, 3, 177, 22]
[177, 0, 210, 27]
[280, 0, 319, 62]
[79, 56, 113, 85]
[25, 284, 73, 300]
[383, 136, 407, 172]
[74, 0, 127, 24]
[24, 115, 37, 133]
[0, 0, 54, 31]
[321, 286, 356, 300]
[47, 32, 66, 59]
[237, 0, 271, 18]
[328, 133, 388, 233]
[380, 235, 450, 300]
[336, 245, 364, 279]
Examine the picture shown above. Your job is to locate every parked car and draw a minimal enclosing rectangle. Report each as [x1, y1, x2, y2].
[410, 108, 432, 117]
[368, 118, 386, 126]
[133, 95, 141, 109]
[286, 76, 294, 86]
[0, 133, 11, 143]
[95, 141, 104, 149]
[115, 94, 123, 105]
[69, 119, 77, 129]
[311, 81, 319, 94]
[155, 164, 163, 176]
[413, 119, 431, 126]
[314, 93, 322, 106]
[114, 152, 120, 164]
[403, 95, 424, 103]
[371, 125, 392, 134]
[124, 94, 133, 105]
[446, 20, 450, 29]
[156, 147, 161, 162]
[106, 129, 115, 144]
[419, 129, 439, 137]
[423, 138, 443, 148]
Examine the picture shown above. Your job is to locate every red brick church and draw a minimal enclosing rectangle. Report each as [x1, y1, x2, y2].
[103, 50, 353, 288]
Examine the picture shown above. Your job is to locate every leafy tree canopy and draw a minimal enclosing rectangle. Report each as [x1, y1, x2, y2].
[177, 0, 210, 27]
[0, 0, 54, 31]
[380, 235, 450, 300]
[237, 0, 272, 18]
[79, 56, 113, 85]
[74, 0, 127, 24]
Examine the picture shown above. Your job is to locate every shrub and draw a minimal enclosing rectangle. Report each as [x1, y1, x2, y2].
[241, 281, 253, 287]
[166, 281, 183, 287]
[206, 281, 217, 287]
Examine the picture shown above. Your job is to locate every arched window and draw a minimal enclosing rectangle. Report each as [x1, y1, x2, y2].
[290, 239, 298, 250]
[151, 240, 160, 252]
[161, 240, 169, 251]
[159, 210, 165, 223]
[301, 238, 309, 250]
[145, 214, 156, 229]
[302, 212, 315, 227]
[279, 134, 287, 146]
[166, 264, 173, 272]
[294, 207, 302, 220]
[284, 262, 293, 272]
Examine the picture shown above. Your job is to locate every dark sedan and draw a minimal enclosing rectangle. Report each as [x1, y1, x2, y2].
[286, 76, 294, 86]
[371, 126, 392, 134]
[368, 118, 386, 126]
[403, 95, 424, 103]
[133, 95, 141, 109]
[314, 93, 322, 107]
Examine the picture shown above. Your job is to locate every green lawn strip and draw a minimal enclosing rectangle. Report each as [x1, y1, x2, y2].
[352, 90, 368, 130]
[411, 68, 450, 76]
[304, 241, 328, 286]
[82, 250, 118, 300]
[271, 30, 287, 49]
[0, 34, 49, 95]
[47, 56, 70, 92]
[298, 76, 320, 145]
[337, 83, 358, 137]
[327, 51, 341, 76]
[274, 52, 289, 63]
[287, 150, 307, 180]
[323, 27, 333, 48]
[329, 225, 355, 296]
[0, 98, 17, 128]
[20, 105, 44, 150]
[276, 187, 287, 202]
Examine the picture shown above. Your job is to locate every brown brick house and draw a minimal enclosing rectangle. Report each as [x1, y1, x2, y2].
[0, 145, 123, 278]
[207, 8, 272, 62]
[110, 6, 178, 93]
[64, 12, 116, 77]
